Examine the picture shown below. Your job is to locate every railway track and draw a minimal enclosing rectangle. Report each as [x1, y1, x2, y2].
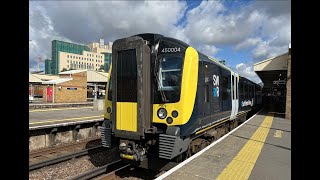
[29, 138, 107, 171]
[68, 159, 130, 180]
[30, 112, 258, 179]
[30, 137, 101, 159]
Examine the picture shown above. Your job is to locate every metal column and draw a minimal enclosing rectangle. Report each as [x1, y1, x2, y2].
[94, 83, 97, 100]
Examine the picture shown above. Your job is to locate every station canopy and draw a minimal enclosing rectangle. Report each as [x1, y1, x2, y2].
[29, 73, 43, 83]
[29, 70, 108, 84]
[42, 78, 73, 85]
[253, 52, 289, 89]
[31, 73, 59, 81]
[87, 70, 108, 83]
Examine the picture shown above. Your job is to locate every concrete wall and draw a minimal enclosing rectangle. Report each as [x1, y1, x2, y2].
[29, 121, 102, 151]
[285, 52, 291, 119]
[54, 72, 87, 103]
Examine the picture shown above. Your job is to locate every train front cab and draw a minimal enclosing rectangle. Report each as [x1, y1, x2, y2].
[101, 34, 262, 163]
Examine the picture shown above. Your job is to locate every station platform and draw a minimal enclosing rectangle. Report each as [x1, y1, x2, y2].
[29, 106, 104, 130]
[157, 109, 291, 180]
[29, 101, 93, 109]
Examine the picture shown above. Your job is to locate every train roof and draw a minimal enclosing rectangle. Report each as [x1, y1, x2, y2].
[131, 33, 260, 86]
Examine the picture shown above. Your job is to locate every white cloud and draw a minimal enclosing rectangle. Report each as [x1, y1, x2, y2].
[235, 38, 262, 50]
[29, 2, 72, 71]
[235, 63, 261, 83]
[29, 1, 187, 70]
[29, 0, 291, 72]
[179, 0, 290, 62]
[198, 45, 219, 57]
[252, 39, 288, 61]
[37, 1, 187, 42]
[183, 1, 265, 46]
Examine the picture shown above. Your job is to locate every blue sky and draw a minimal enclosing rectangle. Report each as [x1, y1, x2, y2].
[29, 0, 291, 83]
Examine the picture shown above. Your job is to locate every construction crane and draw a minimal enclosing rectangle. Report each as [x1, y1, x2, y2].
[38, 56, 43, 71]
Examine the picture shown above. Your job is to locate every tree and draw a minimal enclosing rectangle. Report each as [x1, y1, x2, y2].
[61, 68, 68, 72]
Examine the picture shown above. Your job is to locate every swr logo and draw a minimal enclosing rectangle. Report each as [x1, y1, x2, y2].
[213, 75, 219, 97]
[213, 75, 219, 86]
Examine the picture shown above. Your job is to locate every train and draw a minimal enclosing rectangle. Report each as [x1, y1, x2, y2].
[100, 33, 262, 166]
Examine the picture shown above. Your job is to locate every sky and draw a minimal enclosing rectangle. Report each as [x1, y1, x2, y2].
[29, 0, 291, 84]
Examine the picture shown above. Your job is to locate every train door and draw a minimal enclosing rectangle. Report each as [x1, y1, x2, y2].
[230, 72, 239, 119]
[111, 36, 151, 139]
[46, 86, 52, 103]
[235, 74, 239, 116]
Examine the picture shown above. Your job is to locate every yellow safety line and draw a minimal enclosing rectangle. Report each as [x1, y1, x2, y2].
[216, 113, 274, 180]
[29, 106, 93, 112]
[29, 115, 104, 125]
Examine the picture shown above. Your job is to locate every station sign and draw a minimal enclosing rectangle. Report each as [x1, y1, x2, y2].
[273, 80, 286, 85]
[67, 87, 77, 90]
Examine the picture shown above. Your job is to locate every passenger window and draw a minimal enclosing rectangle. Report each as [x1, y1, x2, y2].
[244, 83, 247, 99]
[204, 64, 209, 102]
[235, 77, 238, 99]
[231, 75, 234, 100]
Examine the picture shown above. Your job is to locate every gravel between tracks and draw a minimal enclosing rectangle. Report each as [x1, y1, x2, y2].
[29, 147, 119, 180]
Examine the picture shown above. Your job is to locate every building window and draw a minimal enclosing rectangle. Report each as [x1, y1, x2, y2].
[67, 60, 69, 63]
[67, 65, 69, 68]
[67, 55, 69, 58]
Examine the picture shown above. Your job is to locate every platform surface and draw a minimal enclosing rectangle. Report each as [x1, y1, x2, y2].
[158, 110, 291, 180]
[29, 106, 104, 129]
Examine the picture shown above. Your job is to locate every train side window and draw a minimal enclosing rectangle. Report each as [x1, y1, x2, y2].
[231, 75, 234, 100]
[222, 76, 228, 100]
[244, 82, 247, 99]
[251, 85, 254, 98]
[247, 83, 250, 99]
[249, 84, 252, 99]
[239, 80, 243, 99]
[235, 77, 238, 99]
[251, 84, 253, 98]
[204, 64, 209, 102]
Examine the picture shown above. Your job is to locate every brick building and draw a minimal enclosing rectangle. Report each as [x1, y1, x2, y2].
[42, 70, 87, 103]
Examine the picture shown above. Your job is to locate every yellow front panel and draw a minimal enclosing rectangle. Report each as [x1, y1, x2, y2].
[116, 102, 137, 132]
[153, 47, 199, 126]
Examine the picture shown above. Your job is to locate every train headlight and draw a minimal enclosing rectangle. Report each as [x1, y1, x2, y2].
[166, 117, 173, 124]
[107, 107, 111, 113]
[157, 108, 167, 119]
[172, 110, 178, 118]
